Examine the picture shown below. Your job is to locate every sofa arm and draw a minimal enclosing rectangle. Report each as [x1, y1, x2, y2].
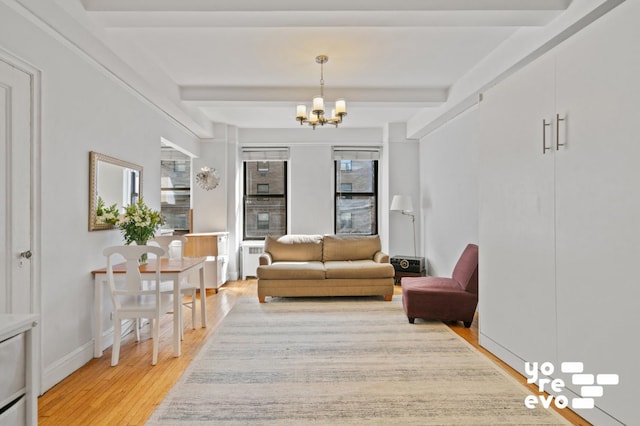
[259, 253, 273, 266]
[373, 251, 390, 263]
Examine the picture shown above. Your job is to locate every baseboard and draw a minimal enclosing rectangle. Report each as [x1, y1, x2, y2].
[41, 341, 94, 394]
[479, 333, 625, 426]
[41, 320, 136, 394]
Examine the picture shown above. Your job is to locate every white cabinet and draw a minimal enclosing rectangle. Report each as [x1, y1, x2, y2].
[0, 314, 38, 426]
[478, 53, 558, 366]
[184, 232, 229, 290]
[553, 7, 640, 423]
[479, 2, 639, 424]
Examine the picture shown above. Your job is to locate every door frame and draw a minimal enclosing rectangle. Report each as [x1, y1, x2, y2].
[0, 46, 42, 394]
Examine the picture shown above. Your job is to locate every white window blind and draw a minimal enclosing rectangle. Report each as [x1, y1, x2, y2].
[332, 146, 381, 161]
[241, 147, 290, 161]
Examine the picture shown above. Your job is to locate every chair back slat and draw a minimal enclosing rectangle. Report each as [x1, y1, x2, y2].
[150, 235, 188, 259]
[103, 245, 165, 309]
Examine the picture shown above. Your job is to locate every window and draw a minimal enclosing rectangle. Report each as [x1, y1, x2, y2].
[257, 213, 270, 230]
[340, 182, 353, 193]
[340, 212, 353, 229]
[335, 157, 378, 235]
[160, 147, 191, 233]
[244, 160, 287, 239]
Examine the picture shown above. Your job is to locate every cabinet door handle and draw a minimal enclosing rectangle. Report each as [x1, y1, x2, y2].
[542, 119, 551, 154]
[556, 114, 566, 150]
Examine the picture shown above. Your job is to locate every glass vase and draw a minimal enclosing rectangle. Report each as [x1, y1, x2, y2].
[136, 240, 148, 264]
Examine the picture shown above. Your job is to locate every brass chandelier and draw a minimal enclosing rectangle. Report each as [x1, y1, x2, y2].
[296, 55, 347, 129]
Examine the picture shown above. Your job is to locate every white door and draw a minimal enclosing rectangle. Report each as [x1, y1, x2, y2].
[478, 52, 557, 365]
[0, 59, 33, 314]
[554, 3, 640, 423]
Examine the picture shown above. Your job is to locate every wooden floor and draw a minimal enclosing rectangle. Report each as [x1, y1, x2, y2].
[38, 280, 590, 425]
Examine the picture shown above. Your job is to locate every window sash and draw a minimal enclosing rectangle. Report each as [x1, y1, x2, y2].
[334, 159, 378, 235]
[243, 160, 287, 239]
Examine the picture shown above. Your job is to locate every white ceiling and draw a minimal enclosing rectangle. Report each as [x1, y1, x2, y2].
[34, 0, 582, 135]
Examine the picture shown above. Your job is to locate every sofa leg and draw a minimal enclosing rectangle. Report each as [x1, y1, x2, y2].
[384, 295, 392, 302]
[463, 321, 472, 328]
[408, 317, 415, 324]
[258, 296, 266, 303]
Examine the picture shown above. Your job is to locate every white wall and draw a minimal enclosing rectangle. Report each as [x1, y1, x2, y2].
[0, 2, 198, 391]
[192, 124, 230, 233]
[387, 124, 421, 258]
[237, 128, 386, 241]
[418, 107, 479, 277]
[289, 145, 335, 235]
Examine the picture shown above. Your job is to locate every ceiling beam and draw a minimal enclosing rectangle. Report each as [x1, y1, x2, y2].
[82, 0, 571, 13]
[180, 86, 448, 106]
[85, 11, 566, 28]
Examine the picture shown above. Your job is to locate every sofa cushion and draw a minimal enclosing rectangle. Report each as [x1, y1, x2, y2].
[322, 235, 381, 261]
[324, 260, 395, 279]
[257, 261, 326, 280]
[265, 235, 323, 262]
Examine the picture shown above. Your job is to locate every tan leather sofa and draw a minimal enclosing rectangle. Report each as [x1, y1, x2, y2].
[257, 234, 395, 302]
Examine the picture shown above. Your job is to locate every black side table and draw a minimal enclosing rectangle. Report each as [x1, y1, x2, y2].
[394, 269, 427, 285]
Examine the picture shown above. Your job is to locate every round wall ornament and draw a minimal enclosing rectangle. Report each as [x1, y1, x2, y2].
[195, 166, 220, 191]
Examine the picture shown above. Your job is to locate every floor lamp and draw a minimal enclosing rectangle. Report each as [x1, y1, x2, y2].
[390, 195, 416, 257]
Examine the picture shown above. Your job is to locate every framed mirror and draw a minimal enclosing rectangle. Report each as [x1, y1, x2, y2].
[89, 151, 143, 231]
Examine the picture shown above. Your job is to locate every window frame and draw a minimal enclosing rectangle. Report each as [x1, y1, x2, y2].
[160, 152, 191, 233]
[243, 160, 288, 240]
[334, 159, 378, 235]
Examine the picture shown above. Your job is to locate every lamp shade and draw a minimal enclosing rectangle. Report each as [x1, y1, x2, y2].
[390, 195, 413, 212]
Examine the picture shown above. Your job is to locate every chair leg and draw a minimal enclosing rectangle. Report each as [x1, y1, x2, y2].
[151, 318, 159, 365]
[191, 290, 196, 329]
[135, 318, 141, 342]
[178, 303, 184, 341]
[111, 318, 122, 366]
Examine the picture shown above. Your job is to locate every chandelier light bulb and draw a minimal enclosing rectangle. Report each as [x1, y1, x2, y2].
[296, 104, 307, 119]
[312, 96, 324, 114]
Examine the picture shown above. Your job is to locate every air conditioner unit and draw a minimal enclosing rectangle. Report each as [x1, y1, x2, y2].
[241, 241, 265, 279]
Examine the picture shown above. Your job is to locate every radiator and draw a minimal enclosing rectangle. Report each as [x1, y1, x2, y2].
[241, 241, 265, 279]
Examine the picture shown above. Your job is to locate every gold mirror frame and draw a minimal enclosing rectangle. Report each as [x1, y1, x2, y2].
[89, 151, 143, 231]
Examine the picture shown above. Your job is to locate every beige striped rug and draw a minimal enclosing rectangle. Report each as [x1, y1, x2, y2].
[147, 296, 569, 425]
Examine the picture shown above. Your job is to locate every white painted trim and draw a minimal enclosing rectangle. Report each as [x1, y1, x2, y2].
[3, 0, 211, 139]
[408, 0, 626, 139]
[479, 333, 625, 426]
[41, 341, 94, 393]
[0, 46, 43, 396]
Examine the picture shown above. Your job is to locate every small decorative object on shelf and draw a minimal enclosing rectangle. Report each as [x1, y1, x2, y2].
[195, 166, 220, 191]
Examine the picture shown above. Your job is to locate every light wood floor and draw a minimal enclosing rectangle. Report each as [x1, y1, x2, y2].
[38, 280, 590, 425]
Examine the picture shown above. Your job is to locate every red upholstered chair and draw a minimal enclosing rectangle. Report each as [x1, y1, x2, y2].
[401, 244, 478, 327]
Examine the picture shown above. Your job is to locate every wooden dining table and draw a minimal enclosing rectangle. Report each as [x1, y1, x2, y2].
[91, 256, 207, 358]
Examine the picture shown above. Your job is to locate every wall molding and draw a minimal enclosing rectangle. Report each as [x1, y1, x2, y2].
[0, 45, 43, 395]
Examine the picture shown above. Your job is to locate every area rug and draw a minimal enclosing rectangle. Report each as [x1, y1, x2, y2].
[147, 297, 569, 425]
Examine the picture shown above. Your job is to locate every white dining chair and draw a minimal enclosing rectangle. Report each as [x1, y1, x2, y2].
[149, 235, 197, 339]
[103, 245, 172, 366]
